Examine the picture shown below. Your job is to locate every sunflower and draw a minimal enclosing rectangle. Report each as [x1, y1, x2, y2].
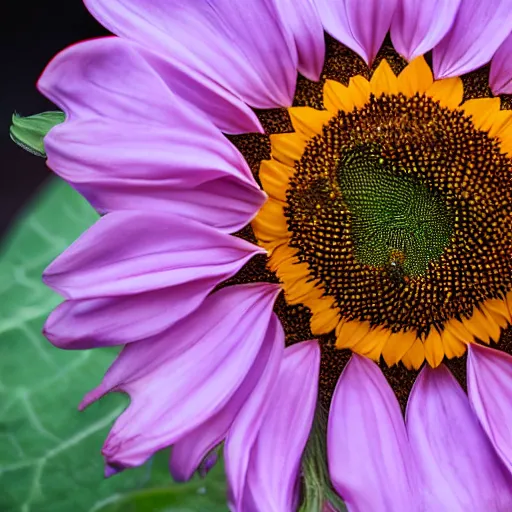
[38, 0, 512, 510]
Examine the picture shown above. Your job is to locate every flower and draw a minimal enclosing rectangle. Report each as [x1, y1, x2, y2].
[37, 0, 512, 510]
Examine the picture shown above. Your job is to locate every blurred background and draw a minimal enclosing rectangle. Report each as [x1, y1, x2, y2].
[2, 1, 107, 236]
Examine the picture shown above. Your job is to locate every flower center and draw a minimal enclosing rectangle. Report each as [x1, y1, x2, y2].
[334, 145, 452, 277]
[281, 91, 512, 341]
[249, 57, 512, 370]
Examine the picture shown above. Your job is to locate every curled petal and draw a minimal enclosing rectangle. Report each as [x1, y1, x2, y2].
[80, 283, 281, 469]
[45, 286, 216, 349]
[225, 340, 320, 511]
[43, 212, 264, 349]
[170, 314, 284, 482]
[39, 38, 265, 230]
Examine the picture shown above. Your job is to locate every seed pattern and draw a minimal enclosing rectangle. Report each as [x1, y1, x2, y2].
[335, 145, 453, 276]
[286, 93, 512, 337]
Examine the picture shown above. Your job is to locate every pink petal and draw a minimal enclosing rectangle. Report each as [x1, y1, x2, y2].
[241, 340, 320, 511]
[46, 121, 265, 232]
[274, 0, 325, 81]
[390, 0, 461, 61]
[407, 364, 512, 510]
[45, 286, 214, 349]
[197, 450, 218, 478]
[432, 0, 512, 79]
[43, 212, 264, 349]
[223, 336, 286, 509]
[44, 211, 264, 299]
[38, 38, 265, 232]
[490, 32, 512, 95]
[314, 0, 398, 65]
[467, 344, 512, 475]
[80, 283, 281, 470]
[169, 314, 284, 482]
[327, 354, 417, 511]
[137, 45, 263, 134]
[84, 0, 298, 112]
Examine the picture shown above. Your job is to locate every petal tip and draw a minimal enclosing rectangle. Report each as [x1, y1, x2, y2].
[104, 462, 123, 478]
[79, 385, 107, 410]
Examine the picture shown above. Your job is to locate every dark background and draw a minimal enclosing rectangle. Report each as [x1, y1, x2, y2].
[2, 2, 108, 237]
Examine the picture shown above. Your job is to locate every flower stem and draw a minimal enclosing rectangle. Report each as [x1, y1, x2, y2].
[299, 404, 347, 512]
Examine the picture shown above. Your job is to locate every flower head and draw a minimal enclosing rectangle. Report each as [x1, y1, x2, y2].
[38, 0, 512, 510]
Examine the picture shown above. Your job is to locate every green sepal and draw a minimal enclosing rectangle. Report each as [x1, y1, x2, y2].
[300, 406, 347, 512]
[10, 111, 65, 157]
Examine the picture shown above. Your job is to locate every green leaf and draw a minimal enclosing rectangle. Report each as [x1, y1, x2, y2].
[10, 111, 65, 157]
[0, 180, 228, 511]
[95, 453, 228, 512]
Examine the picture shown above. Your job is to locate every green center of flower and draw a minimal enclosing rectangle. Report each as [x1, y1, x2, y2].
[337, 146, 453, 277]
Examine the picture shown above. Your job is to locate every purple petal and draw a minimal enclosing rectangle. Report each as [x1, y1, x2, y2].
[79, 283, 281, 470]
[223, 334, 288, 510]
[44, 286, 216, 349]
[47, 127, 265, 233]
[390, 0, 461, 61]
[137, 46, 263, 134]
[490, 32, 512, 95]
[432, 0, 512, 79]
[327, 354, 417, 511]
[197, 450, 218, 479]
[44, 211, 264, 299]
[43, 212, 264, 349]
[314, 0, 398, 65]
[104, 463, 121, 478]
[169, 314, 284, 482]
[467, 344, 512, 475]
[407, 364, 512, 510]
[241, 340, 320, 511]
[274, 0, 325, 81]
[84, 0, 298, 111]
[38, 38, 265, 231]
